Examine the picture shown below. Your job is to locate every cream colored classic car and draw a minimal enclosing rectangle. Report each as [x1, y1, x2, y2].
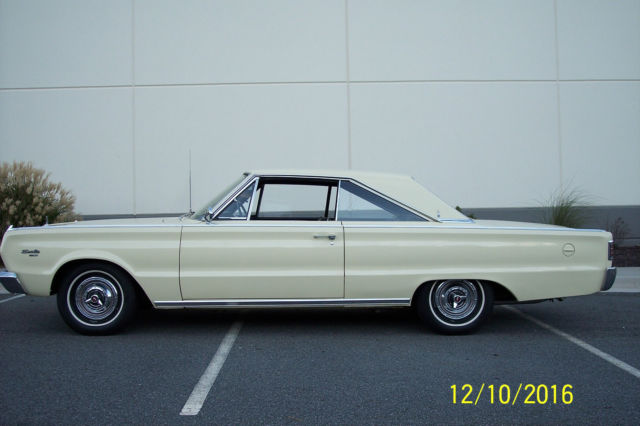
[0, 170, 616, 335]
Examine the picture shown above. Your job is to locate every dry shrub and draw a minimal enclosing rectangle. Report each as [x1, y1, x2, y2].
[606, 217, 630, 247]
[0, 161, 79, 241]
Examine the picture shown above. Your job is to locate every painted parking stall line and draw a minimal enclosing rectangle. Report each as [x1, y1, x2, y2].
[505, 306, 640, 380]
[0, 294, 25, 304]
[180, 321, 243, 416]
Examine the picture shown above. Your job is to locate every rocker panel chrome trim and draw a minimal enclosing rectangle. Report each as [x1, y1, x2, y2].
[154, 298, 411, 308]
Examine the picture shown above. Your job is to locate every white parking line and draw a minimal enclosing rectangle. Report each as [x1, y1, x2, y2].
[180, 321, 243, 416]
[0, 294, 25, 304]
[505, 306, 640, 380]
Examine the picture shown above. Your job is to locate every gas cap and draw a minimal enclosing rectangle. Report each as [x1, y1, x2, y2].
[562, 243, 576, 257]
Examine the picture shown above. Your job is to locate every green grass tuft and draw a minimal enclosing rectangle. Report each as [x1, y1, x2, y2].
[542, 188, 590, 228]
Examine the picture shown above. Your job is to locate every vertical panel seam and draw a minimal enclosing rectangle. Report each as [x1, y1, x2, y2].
[345, 0, 352, 170]
[553, 0, 564, 190]
[131, 0, 137, 215]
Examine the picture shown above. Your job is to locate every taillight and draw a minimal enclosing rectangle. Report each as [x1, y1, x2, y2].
[608, 241, 614, 261]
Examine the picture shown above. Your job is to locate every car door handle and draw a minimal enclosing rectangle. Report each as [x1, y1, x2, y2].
[313, 234, 336, 240]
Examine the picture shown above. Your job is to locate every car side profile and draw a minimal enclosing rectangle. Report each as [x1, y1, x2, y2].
[0, 170, 616, 335]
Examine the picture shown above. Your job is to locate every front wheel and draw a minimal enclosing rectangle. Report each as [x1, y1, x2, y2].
[415, 280, 493, 334]
[57, 263, 137, 335]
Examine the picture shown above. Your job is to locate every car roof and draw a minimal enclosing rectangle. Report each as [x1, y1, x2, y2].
[247, 169, 469, 222]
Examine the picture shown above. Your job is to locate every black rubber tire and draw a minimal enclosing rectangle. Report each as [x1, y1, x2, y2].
[56, 263, 137, 335]
[415, 280, 493, 334]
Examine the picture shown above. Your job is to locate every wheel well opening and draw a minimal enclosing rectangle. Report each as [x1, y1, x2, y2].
[411, 279, 517, 306]
[489, 281, 517, 303]
[51, 259, 153, 308]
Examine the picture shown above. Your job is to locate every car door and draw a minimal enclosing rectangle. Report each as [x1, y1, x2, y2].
[179, 177, 344, 300]
[337, 180, 431, 300]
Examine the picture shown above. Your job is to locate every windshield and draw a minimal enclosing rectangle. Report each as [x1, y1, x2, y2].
[192, 174, 249, 219]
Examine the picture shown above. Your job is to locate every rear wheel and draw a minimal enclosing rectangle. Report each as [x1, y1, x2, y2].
[57, 263, 137, 335]
[415, 279, 493, 334]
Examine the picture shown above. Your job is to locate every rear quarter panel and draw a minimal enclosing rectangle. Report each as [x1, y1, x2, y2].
[343, 222, 612, 301]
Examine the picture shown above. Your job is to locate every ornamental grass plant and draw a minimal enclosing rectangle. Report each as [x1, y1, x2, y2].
[541, 187, 590, 229]
[0, 161, 79, 245]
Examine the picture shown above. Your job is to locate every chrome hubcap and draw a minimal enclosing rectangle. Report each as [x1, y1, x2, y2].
[75, 276, 120, 321]
[433, 280, 478, 320]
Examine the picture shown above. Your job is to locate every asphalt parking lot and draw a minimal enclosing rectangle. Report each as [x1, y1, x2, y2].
[1, 287, 639, 425]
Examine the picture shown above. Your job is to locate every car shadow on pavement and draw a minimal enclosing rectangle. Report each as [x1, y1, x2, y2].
[132, 306, 425, 335]
[129, 305, 533, 337]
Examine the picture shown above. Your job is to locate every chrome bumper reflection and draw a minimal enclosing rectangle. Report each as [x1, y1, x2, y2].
[0, 271, 25, 294]
[601, 267, 617, 291]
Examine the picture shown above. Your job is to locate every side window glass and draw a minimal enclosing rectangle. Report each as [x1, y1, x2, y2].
[338, 181, 425, 221]
[253, 183, 336, 220]
[216, 182, 255, 220]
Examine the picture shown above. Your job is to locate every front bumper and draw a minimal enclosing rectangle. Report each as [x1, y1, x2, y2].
[601, 267, 617, 291]
[0, 271, 26, 294]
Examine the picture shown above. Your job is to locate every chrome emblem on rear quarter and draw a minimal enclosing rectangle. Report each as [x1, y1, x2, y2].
[562, 243, 575, 257]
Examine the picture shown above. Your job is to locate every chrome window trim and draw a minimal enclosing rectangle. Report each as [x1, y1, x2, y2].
[211, 176, 258, 221]
[248, 173, 434, 222]
[251, 173, 352, 181]
[336, 178, 433, 222]
[247, 178, 259, 221]
[155, 298, 410, 308]
[335, 180, 342, 221]
[245, 175, 340, 222]
[193, 173, 251, 221]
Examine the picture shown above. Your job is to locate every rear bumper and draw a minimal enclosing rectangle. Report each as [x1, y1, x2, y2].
[601, 267, 617, 291]
[0, 271, 25, 294]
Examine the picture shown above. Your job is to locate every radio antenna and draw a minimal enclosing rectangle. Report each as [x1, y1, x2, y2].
[188, 149, 193, 214]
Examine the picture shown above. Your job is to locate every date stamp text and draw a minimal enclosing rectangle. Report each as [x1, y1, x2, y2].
[451, 384, 573, 405]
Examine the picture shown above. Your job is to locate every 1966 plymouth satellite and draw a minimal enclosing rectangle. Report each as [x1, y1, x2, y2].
[0, 170, 616, 335]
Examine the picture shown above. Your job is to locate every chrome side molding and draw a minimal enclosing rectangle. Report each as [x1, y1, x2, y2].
[154, 298, 411, 308]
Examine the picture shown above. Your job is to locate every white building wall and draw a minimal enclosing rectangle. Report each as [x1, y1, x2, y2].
[0, 0, 638, 215]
